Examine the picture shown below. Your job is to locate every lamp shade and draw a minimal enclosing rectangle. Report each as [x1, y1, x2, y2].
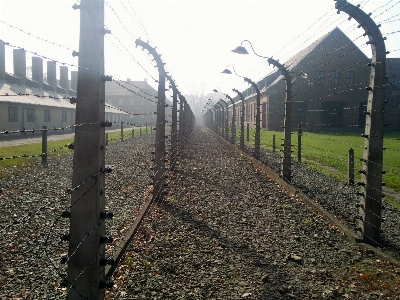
[221, 69, 232, 74]
[231, 46, 249, 55]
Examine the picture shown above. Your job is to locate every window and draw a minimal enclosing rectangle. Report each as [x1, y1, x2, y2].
[346, 71, 354, 86]
[119, 99, 123, 105]
[140, 113, 144, 119]
[331, 71, 339, 87]
[130, 99, 134, 106]
[316, 71, 324, 85]
[8, 107, 18, 122]
[141, 101, 145, 106]
[27, 108, 35, 122]
[44, 109, 51, 122]
[130, 114, 134, 119]
[62, 111, 67, 122]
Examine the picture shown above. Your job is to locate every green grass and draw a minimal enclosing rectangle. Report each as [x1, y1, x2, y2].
[0, 128, 153, 169]
[0, 139, 74, 169]
[240, 128, 400, 194]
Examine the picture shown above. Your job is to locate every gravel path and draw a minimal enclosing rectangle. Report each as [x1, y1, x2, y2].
[0, 133, 155, 299]
[108, 127, 400, 299]
[248, 140, 400, 262]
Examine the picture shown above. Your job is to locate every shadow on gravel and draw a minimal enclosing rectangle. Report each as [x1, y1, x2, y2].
[156, 170, 293, 299]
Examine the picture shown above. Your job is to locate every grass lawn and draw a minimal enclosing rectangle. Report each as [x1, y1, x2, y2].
[0, 139, 74, 169]
[0, 128, 148, 169]
[242, 128, 400, 195]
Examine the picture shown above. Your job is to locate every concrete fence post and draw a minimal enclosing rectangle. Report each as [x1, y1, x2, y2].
[336, 0, 386, 245]
[272, 134, 276, 152]
[41, 125, 47, 167]
[135, 39, 166, 202]
[348, 148, 354, 185]
[298, 123, 302, 163]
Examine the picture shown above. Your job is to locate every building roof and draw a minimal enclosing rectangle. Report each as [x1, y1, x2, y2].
[0, 81, 126, 114]
[260, 27, 368, 93]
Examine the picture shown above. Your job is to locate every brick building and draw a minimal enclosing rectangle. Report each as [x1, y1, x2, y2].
[230, 27, 399, 131]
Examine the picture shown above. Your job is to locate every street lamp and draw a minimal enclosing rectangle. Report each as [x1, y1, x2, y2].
[221, 65, 261, 159]
[214, 89, 236, 144]
[232, 40, 306, 183]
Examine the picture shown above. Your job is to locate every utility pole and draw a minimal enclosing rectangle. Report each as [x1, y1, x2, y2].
[68, 0, 111, 299]
[336, 0, 387, 245]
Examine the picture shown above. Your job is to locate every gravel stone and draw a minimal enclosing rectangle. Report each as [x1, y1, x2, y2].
[108, 127, 400, 299]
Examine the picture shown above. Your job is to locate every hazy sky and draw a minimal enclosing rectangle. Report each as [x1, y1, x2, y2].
[0, 0, 399, 97]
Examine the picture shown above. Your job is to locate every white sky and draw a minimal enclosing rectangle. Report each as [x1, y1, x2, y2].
[0, 0, 399, 97]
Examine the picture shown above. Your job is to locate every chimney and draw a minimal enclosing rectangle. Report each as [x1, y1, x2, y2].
[71, 71, 78, 91]
[0, 40, 5, 80]
[32, 57, 43, 85]
[47, 60, 57, 89]
[59, 66, 69, 93]
[13, 48, 26, 83]
[127, 78, 131, 82]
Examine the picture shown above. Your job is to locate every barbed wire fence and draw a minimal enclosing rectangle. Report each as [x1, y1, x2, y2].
[0, 0, 195, 299]
[204, 0, 399, 254]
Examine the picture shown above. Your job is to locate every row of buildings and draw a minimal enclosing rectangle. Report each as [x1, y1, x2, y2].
[226, 28, 399, 131]
[0, 40, 169, 135]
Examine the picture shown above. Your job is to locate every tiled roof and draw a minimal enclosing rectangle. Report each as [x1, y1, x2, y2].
[0, 81, 125, 114]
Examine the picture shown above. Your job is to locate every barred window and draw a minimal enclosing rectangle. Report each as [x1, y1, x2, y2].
[331, 71, 339, 86]
[316, 71, 324, 85]
[8, 107, 18, 122]
[346, 71, 354, 86]
[44, 109, 51, 122]
[27, 108, 35, 122]
[62, 111, 67, 122]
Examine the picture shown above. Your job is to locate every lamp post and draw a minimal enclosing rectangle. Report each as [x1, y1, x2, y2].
[222, 65, 260, 159]
[232, 88, 245, 150]
[214, 89, 236, 144]
[232, 40, 306, 183]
